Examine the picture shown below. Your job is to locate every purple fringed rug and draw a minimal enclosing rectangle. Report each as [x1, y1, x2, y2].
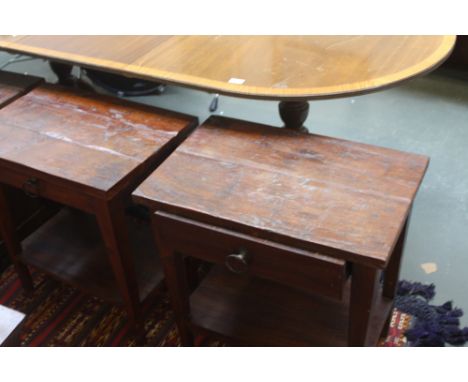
[389, 280, 468, 346]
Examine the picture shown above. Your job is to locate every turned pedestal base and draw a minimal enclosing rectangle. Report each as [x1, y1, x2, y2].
[279, 100, 309, 132]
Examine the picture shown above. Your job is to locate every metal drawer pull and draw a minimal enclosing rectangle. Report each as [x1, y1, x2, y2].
[225, 249, 251, 274]
[22, 177, 39, 198]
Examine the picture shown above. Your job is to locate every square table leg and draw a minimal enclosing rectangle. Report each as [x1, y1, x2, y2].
[348, 263, 379, 346]
[94, 197, 141, 325]
[160, 253, 194, 346]
[383, 218, 409, 299]
[152, 216, 193, 346]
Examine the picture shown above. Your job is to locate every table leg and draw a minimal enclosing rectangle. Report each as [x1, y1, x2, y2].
[279, 100, 309, 132]
[49, 61, 75, 86]
[48, 61, 95, 92]
[162, 254, 194, 346]
[95, 198, 140, 326]
[383, 218, 409, 299]
[151, 216, 194, 346]
[348, 263, 378, 346]
[0, 185, 34, 292]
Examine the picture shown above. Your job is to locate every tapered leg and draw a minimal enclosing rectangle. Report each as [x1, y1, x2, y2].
[348, 263, 379, 346]
[0, 184, 34, 292]
[95, 198, 140, 325]
[151, 215, 193, 346]
[383, 218, 409, 299]
[161, 253, 194, 346]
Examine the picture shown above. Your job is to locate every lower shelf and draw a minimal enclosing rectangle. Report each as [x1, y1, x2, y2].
[190, 266, 393, 346]
[20, 207, 163, 304]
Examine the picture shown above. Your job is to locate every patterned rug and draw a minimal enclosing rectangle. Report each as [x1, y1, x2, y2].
[0, 265, 441, 347]
[0, 266, 180, 346]
[380, 310, 413, 346]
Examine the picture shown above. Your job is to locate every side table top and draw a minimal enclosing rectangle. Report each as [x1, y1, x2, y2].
[134, 116, 429, 267]
[0, 84, 197, 196]
[0, 36, 455, 100]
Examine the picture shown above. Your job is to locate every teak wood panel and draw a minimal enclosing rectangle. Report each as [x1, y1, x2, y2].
[0, 70, 42, 108]
[0, 84, 197, 198]
[0, 36, 455, 100]
[134, 116, 429, 267]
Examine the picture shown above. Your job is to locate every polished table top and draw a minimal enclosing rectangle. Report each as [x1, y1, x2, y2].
[0, 35, 456, 101]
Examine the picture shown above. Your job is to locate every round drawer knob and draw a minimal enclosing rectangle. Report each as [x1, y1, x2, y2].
[225, 249, 251, 274]
[22, 177, 39, 198]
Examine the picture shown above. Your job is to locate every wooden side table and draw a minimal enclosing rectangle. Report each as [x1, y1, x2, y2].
[0, 84, 198, 324]
[133, 116, 429, 346]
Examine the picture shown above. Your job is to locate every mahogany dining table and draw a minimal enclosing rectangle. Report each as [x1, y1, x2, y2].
[0, 35, 456, 131]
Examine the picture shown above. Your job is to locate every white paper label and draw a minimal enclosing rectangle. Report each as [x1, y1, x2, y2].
[228, 78, 245, 85]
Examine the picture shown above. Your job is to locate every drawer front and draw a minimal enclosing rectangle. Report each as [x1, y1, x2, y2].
[154, 211, 347, 300]
[0, 164, 96, 214]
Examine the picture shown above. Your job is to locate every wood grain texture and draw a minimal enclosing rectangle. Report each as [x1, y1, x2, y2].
[0, 84, 197, 197]
[0, 36, 455, 100]
[134, 116, 429, 268]
[0, 70, 42, 108]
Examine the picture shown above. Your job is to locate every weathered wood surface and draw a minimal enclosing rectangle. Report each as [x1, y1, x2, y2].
[134, 116, 429, 267]
[0, 84, 197, 197]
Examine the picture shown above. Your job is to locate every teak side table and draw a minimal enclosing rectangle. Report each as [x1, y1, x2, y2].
[133, 116, 429, 346]
[0, 84, 197, 324]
